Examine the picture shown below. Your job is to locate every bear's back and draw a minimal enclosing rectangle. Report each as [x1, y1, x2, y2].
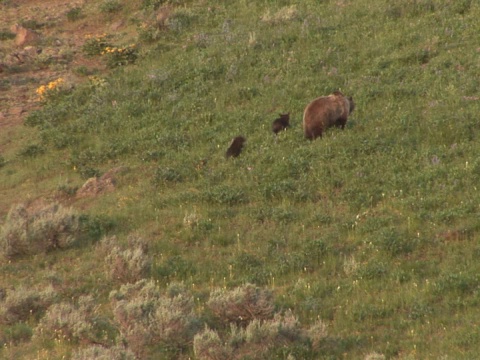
[303, 92, 350, 140]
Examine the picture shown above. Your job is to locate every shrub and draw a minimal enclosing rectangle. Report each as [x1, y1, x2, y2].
[18, 144, 45, 158]
[27, 203, 79, 252]
[232, 253, 270, 285]
[306, 318, 328, 350]
[34, 295, 99, 344]
[153, 254, 197, 280]
[355, 261, 389, 280]
[101, 235, 151, 283]
[82, 34, 113, 57]
[141, 0, 166, 11]
[2, 322, 33, 344]
[66, 7, 83, 22]
[166, 8, 197, 33]
[377, 228, 416, 256]
[0, 204, 29, 258]
[0, 285, 56, 324]
[0, 29, 16, 40]
[194, 310, 311, 359]
[0, 203, 80, 259]
[35, 78, 66, 102]
[109, 280, 200, 356]
[303, 239, 329, 266]
[78, 213, 115, 243]
[193, 326, 229, 360]
[137, 23, 163, 43]
[57, 183, 79, 197]
[99, 0, 122, 13]
[102, 45, 138, 68]
[206, 284, 274, 326]
[434, 272, 480, 295]
[72, 344, 136, 360]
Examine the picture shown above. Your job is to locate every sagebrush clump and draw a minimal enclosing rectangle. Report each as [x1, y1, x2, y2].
[72, 344, 137, 360]
[0, 285, 56, 324]
[100, 234, 151, 283]
[206, 283, 274, 326]
[109, 280, 200, 357]
[82, 34, 112, 56]
[0, 203, 80, 258]
[193, 326, 230, 360]
[34, 295, 100, 344]
[194, 310, 313, 359]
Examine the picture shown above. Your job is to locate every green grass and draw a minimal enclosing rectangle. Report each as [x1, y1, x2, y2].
[1, 0, 480, 358]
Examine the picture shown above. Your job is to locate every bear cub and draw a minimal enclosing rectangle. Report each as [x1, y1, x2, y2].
[272, 113, 290, 135]
[226, 136, 246, 158]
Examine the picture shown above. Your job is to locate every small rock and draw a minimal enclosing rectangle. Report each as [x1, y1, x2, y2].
[11, 24, 40, 47]
[76, 166, 128, 198]
[22, 46, 41, 57]
[110, 20, 124, 31]
[76, 177, 115, 198]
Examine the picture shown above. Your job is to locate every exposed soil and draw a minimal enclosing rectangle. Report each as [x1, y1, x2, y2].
[0, 0, 131, 131]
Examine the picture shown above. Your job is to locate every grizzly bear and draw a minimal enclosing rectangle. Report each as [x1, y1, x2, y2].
[302, 91, 355, 140]
[226, 136, 246, 158]
[272, 113, 290, 135]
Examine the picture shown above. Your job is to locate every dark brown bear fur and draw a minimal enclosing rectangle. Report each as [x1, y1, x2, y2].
[302, 91, 355, 140]
[226, 136, 246, 158]
[272, 113, 290, 134]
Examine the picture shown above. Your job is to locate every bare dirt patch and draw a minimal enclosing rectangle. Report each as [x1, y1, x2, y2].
[0, 0, 132, 130]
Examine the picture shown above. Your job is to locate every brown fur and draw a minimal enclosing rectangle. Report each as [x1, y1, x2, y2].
[226, 136, 246, 158]
[302, 91, 355, 140]
[272, 113, 290, 134]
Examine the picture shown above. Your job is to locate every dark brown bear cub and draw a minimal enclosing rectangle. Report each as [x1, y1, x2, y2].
[226, 136, 246, 158]
[272, 113, 290, 135]
[303, 91, 355, 140]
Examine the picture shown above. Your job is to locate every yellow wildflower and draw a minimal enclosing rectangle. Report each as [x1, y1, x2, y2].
[36, 78, 64, 101]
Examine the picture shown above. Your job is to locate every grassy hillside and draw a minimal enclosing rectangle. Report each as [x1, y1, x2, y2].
[1, 0, 480, 358]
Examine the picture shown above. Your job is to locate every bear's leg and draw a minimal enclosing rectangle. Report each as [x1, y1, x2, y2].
[336, 116, 347, 129]
[309, 126, 322, 139]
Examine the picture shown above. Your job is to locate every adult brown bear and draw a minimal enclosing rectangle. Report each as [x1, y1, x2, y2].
[303, 91, 355, 140]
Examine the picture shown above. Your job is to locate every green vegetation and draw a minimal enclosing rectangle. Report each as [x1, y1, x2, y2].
[1, 0, 480, 358]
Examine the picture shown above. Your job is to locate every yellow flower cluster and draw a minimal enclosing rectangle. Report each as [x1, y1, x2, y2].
[88, 75, 107, 88]
[101, 44, 136, 55]
[36, 78, 65, 100]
